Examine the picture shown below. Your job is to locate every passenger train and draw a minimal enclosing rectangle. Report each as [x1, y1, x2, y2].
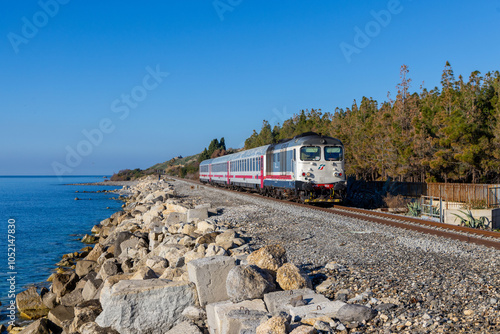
[199, 132, 346, 203]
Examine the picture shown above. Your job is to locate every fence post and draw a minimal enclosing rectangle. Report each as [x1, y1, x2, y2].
[439, 196, 443, 223]
[439, 187, 443, 223]
[488, 185, 490, 207]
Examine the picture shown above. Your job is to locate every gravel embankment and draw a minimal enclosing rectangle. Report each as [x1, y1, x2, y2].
[174, 179, 500, 333]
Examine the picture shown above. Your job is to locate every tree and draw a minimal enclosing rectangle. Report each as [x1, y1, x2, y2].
[238, 64, 500, 183]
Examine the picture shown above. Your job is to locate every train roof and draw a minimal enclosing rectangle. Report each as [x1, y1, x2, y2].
[271, 132, 343, 150]
[199, 132, 342, 165]
[199, 145, 269, 166]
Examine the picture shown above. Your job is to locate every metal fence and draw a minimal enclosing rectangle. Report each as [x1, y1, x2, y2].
[421, 195, 443, 222]
[489, 186, 500, 207]
[427, 183, 500, 208]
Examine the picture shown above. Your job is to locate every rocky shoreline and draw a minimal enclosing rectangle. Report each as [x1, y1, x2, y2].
[7, 177, 500, 333]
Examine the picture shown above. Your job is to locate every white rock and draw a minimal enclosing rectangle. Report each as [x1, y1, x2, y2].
[206, 244, 227, 257]
[196, 221, 215, 234]
[96, 279, 197, 334]
[187, 256, 236, 306]
[206, 299, 268, 334]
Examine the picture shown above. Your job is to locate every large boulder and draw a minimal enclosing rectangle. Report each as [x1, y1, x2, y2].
[187, 208, 208, 222]
[276, 263, 312, 290]
[76, 260, 98, 277]
[52, 272, 79, 299]
[17, 318, 52, 334]
[113, 231, 133, 257]
[165, 321, 202, 334]
[60, 288, 84, 307]
[96, 279, 198, 334]
[256, 316, 290, 334]
[79, 322, 120, 334]
[206, 299, 269, 334]
[187, 256, 236, 306]
[97, 259, 121, 281]
[336, 304, 377, 323]
[289, 325, 317, 333]
[247, 245, 287, 277]
[41, 291, 57, 309]
[130, 267, 158, 280]
[263, 289, 328, 316]
[85, 244, 104, 262]
[226, 265, 276, 302]
[82, 276, 103, 301]
[82, 234, 98, 244]
[156, 244, 188, 268]
[16, 287, 50, 319]
[48, 305, 75, 328]
[69, 300, 103, 333]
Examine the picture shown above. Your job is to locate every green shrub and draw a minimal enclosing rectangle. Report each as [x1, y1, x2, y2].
[452, 210, 491, 229]
[407, 201, 421, 217]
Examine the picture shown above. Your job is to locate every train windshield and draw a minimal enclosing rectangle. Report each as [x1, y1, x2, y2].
[324, 146, 343, 161]
[300, 146, 321, 161]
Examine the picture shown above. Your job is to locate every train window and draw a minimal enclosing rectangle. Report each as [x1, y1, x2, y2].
[300, 146, 321, 161]
[324, 146, 343, 161]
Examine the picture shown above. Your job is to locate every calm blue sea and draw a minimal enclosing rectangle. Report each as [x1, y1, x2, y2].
[0, 176, 123, 329]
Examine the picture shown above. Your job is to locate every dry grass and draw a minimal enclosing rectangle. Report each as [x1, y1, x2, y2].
[383, 193, 410, 209]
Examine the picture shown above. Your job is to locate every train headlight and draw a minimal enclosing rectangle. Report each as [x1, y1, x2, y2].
[334, 172, 342, 177]
[302, 172, 306, 177]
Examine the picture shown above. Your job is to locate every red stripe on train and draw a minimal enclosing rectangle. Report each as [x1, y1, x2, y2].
[265, 175, 293, 180]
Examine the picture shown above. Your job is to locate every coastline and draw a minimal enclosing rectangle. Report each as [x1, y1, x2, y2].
[7, 176, 500, 333]
[0, 176, 127, 333]
[65, 180, 140, 187]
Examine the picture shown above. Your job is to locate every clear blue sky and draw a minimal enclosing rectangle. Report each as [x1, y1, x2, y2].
[1, 0, 499, 175]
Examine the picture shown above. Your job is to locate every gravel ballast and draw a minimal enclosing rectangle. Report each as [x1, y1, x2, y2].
[175, 179, 500, 333]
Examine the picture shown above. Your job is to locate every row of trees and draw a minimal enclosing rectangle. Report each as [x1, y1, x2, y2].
[244, 63, 500, 183]
[198, 137, 227, 162]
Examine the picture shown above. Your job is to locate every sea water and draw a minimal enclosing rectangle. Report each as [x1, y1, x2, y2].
[0, 176, 123, 329]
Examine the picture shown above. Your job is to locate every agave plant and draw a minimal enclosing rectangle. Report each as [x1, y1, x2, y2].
[407, 201, 421, 217]
[422, 204, 440, 216]
[452, 210, 491, 229]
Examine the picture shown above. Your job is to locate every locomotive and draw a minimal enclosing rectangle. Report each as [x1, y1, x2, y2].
[199, 132, 346, 203]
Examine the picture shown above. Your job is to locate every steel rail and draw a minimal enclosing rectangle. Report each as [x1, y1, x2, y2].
[174, 177, 500, 250]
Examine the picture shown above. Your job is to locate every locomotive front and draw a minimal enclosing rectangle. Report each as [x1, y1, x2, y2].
[294, 135, 346, 203]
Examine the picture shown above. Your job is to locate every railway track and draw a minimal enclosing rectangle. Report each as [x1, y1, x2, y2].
[174, 177, 500, 250]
